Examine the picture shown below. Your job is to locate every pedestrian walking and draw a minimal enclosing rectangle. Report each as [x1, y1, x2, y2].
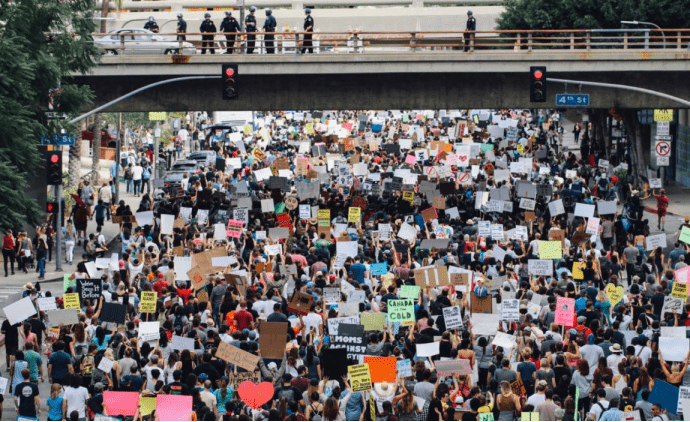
[200, 13, 216, 54]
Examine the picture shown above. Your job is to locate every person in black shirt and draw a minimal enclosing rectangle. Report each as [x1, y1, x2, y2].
[194, 353, 221, 385]
[245, 7, 257, 54]
[165, 370, 191, 395]
[300, 9, 314, 54]
[219, 11, 241, 54]
[13, 368, 39, 419]
[176, 14, 187, 41]
[2, 319, 18, 370]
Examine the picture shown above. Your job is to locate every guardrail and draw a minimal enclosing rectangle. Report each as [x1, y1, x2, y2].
[89, 28, 690, 55]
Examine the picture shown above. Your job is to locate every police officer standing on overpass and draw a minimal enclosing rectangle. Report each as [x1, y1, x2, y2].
[301, 8, 314, 54]
[246, 6, 258, 54]
[220, 11, 241, 54]
[176, 13, 187, 41]
[144, 16, 159, 33]
[263, 9, 277, 54]
[464, 10, 476, 52]
[200, 13, 217, 54]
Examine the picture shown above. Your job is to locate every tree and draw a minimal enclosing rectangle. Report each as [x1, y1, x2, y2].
[0, 0, 100, 230]
[497, 0, 690, 31]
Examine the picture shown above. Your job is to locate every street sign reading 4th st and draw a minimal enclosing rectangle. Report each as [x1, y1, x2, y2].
[556, 94, 589, 106]
[41, 134, 75, 146]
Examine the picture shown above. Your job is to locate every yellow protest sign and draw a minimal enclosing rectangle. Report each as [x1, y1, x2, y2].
[348, 207, 361, 223]
[243, 124, 252, 134]
[605, 283, 625, 306]
[148, 112, 166, 121]
[654, 109, 673, 122]
[671, 282, 688, 299]
[348, 363, 372, 392]
[139, 396, 157, 416]
[252, 147, 266, 161]
[572, 262, 585, 280]
[402, 191, 414, 203]
[538, 241, 562, 259]
[63, 293, 80, 310]
[318, 209, 330, 220]
[517, 144, 524, 154]
[140, 291, 157, 313]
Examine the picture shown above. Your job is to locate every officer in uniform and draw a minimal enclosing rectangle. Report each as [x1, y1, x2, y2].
[200, 12, 217, 54]
[464, 10, 476, 52]
[176, 13, 187, 41]
[220, 11, 241, 54]
[263, 9, 277, 54]
[144, 16, 159, 33]
[301, 8, 314, 54]
[246, 6, 257, 54]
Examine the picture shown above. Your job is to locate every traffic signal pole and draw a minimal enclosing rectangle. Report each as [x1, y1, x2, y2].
[545, 77, 690, 107]
[55, 146, 62, 273]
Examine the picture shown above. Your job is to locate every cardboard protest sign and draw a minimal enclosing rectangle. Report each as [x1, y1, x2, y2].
[470, 294, 492, 314]
[672, 282, 689, 298]
[46, 309, 79, 327]
[528, 259, 553, 276]
[187, 267, 209, 291]
[443, 305, 463, 330]
[348, 207, 361, 223]
[400, 285, 421, 299]
[287, 291, 314, 315]
[37, 297, 57, 311]
[259, 322, 289, 359]
[661, 296, 684, 318]
[413, 265, 449, 287]
[511, 379, 527, 396]
[216, 342, 260, 370]
[330, 323, 366, 361]
[76, 278, 102, 302]
[388, 298, 415, 322]
[328, 316, 359, 336]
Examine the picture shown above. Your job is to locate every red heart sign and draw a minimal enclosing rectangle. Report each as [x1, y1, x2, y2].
[459, 155, 468, 162]
[238, 381, 274, 409]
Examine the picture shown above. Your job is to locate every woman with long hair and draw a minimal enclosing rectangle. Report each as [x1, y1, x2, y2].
[20, 321, 39, 351]
[474, 336, 492, 392]
[71, 323, 89, 360]
[214, 376, 233, 418]
[286, 347, 303, 377]
[571, 359, 592, 414]
[305, 391, 324, 421]
[63, 220, 76, 265]
[304, 344, 321, 381]
[322, 397, 342, 421]
[10, 351, 27, 393]
[165, 352, 182, 384]
[496, 380, 521, 421]
[592, 356, 612, 392]
[393, 379, 421, 420]
[45, 383, 65, 422]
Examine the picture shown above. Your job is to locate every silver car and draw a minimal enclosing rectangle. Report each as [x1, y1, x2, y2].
[94, 28, 197, 55]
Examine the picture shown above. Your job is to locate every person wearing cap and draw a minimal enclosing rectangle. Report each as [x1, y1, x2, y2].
[220, 11, 241, 54]
[464, 10, 476, 52]
[176, 13, 187, 41]
[300, 8, 314, 54]
[263, 9, 277, 54]
[246, 6, 257, 53]
[200, 13, 217, 54]
[144, 16, 159, 33]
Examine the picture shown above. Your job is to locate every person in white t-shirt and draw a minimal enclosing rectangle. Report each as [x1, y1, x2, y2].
[302, 307, 323, 336]
[131, 163, 143, 196]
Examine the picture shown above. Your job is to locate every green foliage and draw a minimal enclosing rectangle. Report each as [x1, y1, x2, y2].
[0, 0, 100, 231]
[497, 0, 690, 30]
[102, 112, 153, 132]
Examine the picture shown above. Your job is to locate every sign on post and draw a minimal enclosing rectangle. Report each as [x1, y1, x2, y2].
[556, 94, 589, 106]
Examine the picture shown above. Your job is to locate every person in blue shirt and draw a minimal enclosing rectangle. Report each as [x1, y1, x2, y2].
[349, 255, 367, 284]
[46, 382, 64, 421]
[598, 398, 623, 421]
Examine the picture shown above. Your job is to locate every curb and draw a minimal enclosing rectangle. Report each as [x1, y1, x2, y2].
[38, 232, 121, 284]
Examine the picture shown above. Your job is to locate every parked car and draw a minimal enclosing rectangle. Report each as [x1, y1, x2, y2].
[81, 125, 118, 148]
[94, 28, 197, 55]
[187, 151, 216, 167]
[168, 160, 198, 175]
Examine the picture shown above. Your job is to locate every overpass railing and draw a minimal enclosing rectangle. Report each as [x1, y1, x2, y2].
[89, 28, 690, 55]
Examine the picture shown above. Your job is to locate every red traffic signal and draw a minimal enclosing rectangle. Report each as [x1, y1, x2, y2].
[225, 67, 235, 77]
[530, 66, 547, 103]
[46, 151, 62, 186]
[533, 69, 543, 80]
[222, 64, 238, 100]
[47, 201, 59, 214]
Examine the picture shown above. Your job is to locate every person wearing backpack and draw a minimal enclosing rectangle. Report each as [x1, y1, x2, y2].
[587, 389, 609, 421]
[273, 374, 304, 409]
[124, 164, 134, 193]
[141, 163, 152, 195]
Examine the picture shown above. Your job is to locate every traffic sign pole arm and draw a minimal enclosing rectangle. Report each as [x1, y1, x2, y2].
[69, 76, 222, 125]
[546, 77, 690, 107]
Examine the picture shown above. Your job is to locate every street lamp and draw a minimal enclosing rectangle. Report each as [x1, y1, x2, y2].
[621, 20, 666, 48]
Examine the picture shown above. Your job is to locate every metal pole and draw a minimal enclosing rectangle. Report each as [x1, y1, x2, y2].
[55, 148, 63, 273]
[69, 76, 221, 125]
[153, 122, 159, 181]
[620, 21, 666, 48]
[240, 0, 246, 54]
[546, 77, 690, 107]
[114, 112, 122, 203]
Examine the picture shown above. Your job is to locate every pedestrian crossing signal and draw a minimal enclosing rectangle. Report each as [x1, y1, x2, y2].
[222, 64, 238, 100]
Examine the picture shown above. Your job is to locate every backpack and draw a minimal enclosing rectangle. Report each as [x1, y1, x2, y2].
[593, 401, 609, 420]
[142, 167, 151, 180]
[85, 240, 97, 255]
[125, 168, 133, 180]
[173, 314, 185, 331]
[277, 387, 296, 405]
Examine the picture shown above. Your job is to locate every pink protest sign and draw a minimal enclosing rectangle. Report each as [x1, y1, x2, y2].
[157, 394, 193, 421]
[555, 297, 575, 327]
[405, 155, 416, 165]
[103, 391, 139, 416]
[675, 266, 690, 285]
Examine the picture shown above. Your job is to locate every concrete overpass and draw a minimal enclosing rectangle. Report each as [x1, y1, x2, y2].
[74, 48, 690, 111]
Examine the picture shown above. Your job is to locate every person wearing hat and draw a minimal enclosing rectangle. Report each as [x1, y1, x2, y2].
[176, 13, 187, 41]
[143, 16, 159, 33]
[607, 343, 625, 373]
[262, 9, 277, 54]
[300, 8, 314, 54]
[220, 11, 241, 54]
[245, 6, 257, 53]
[464, 10, 476, 52]
[200, 13, 217, 54]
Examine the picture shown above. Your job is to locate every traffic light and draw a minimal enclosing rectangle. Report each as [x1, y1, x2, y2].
[222, 64, 238, 100]
[530, 66, 547, 102]
[46, 202, 59, 215]
[46, 151, 62, 185]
